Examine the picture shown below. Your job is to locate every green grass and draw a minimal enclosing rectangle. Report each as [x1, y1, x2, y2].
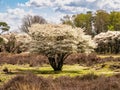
[16, 64, 91, 77]
[0, 63, 119, 86]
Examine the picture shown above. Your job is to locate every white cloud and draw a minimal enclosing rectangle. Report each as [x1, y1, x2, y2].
[45, 12, 66, 24]
[86, 0, 96, 2]
[0, 8, 34, 32]
[24, 0, 75, 7]
[0, 7, 64, 32]
[21, 0, 120, 13]
[23, 0, 54, 7]
[55, 5, 92, 14]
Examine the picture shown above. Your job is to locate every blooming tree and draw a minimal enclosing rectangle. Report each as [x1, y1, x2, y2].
[94, 31, 120, 54]
[28, 24, 96, 71]
[0, 33, 31, 53]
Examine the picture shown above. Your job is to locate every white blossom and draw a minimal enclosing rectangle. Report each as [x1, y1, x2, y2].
[94, 31, 120, 53]
[0, 33, 32, 52]
[29, 24, 96, 56]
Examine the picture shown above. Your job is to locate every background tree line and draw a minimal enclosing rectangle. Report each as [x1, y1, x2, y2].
[1, 9, 120, 55]
[61, 10, 120, 36]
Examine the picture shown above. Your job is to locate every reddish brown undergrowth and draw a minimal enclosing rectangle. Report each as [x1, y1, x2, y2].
[0, 73, 120, 90]
[0, 53, 48, 66]
[65, 53, 120, 66]
[0, 53, 120, 66]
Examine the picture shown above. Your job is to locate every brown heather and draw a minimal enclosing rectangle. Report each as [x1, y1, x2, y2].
[0, 73, 120, 90]
[0, 53, 120, 66]
[0, 53, 48, 66]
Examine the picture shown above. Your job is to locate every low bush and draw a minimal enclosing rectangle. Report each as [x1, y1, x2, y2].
[109, 64, 120, 70]
[0, 33, 31, 53]
[2, 67, 9, 74]
[94, 31, 120, 54]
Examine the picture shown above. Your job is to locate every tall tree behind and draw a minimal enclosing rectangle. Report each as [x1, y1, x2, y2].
[61, 12, 93, 35]
[61, 15, 73, 26]
[94, 10, 110, 34]
[0, 22, 10, 35]
[73, 12, 93, 35]
[109, 11, 120, 31]
[84, 11, 93, 35]
[74, 13, 87, 28]
[20, 15, 47, 33]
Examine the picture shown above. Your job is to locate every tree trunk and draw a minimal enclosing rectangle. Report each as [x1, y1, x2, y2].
[48, 53, 68, 71]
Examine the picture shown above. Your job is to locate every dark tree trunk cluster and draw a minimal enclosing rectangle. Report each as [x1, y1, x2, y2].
[48, 53, 68, 71]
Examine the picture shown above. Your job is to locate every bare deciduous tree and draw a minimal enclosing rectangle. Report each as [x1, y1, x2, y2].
[20, 15, 47, 33]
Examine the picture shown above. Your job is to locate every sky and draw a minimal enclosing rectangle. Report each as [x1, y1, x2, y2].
[0, 0, 120, 32]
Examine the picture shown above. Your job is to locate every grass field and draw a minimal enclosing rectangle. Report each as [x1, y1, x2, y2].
[0, 62, 120, 86]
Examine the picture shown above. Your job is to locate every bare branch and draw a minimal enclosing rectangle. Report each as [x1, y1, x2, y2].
[20, 15, 47, 33]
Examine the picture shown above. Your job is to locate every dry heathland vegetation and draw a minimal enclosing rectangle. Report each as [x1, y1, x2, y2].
[1, 73, 120, 90]
[0, 53, 120, 90]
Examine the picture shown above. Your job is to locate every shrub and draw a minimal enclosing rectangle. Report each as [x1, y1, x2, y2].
[94, 31, 120, 54]
[109, 64, 120, 70]
[0, 33, 31, 53]
[2, 67, 9, 74]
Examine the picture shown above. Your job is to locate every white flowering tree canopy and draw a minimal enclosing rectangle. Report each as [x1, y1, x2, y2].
[94, 31, 120, 44]
[29, 24, 96, 56]
[28, 24, 96, 71]
[0, 33, 32, 53]
[94, 31, 120, 54]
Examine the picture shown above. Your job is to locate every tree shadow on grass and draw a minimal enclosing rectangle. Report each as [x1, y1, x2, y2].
[16, 69, 82, 75]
